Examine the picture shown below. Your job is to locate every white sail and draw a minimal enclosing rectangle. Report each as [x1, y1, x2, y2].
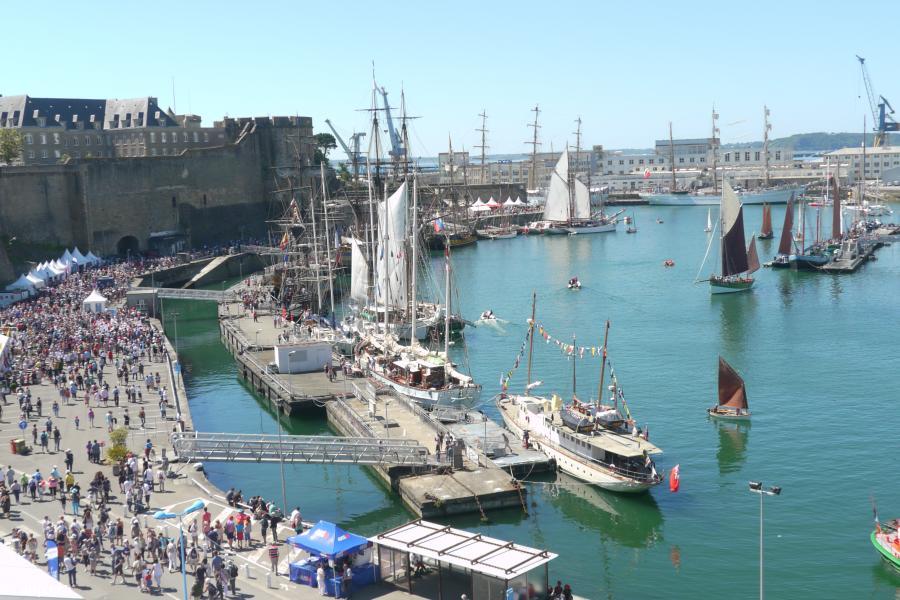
[542, 149, 570, 222]
[721, 181, 742, 235]
[375, 181, 409, 309]
[350, 238, 369, 303]
[573, 178, 591, 220]
[706, 207, 712, 231]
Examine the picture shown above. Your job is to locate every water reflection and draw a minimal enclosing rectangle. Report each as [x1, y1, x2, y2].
[715, 294, 757, 359]
[541, 472, 663, 549]
[713, 420, 750, 474]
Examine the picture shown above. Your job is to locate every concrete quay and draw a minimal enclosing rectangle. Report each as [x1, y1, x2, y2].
[0, 316, 432, 600]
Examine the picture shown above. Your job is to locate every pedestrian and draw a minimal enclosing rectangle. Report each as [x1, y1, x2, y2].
[87, 408, 94, 428]
[316, 562, 326, 595]
[53, 427, 61, 452]
[64, 553, 77, 587]
[228, 559, 238, 595]
[342, 562, 353, 599]
[74, 415, 80, 430]
[268, 543, 279, 575]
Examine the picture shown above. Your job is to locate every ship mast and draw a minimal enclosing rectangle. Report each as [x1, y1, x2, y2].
[526, 291, 536, 395]
[669, 122, 677, 192]
[571, 333, 577, 399]
[409, 173, 418, 348]
[320, 161, 335, 318]
[596, 320, 610, 407]
[526, 105, 541, 191]
[476, 110, 489, 185]
[711, 107, 720, 195]
[763, 105, 772, 187]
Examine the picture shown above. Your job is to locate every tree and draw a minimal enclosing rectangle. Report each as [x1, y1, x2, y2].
[313, 132, 337, 166]
[0, 129, 23, 165]
[337, 162, 351, 184]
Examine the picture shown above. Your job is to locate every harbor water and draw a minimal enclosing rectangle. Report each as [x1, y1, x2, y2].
[164, 204, 900, 599]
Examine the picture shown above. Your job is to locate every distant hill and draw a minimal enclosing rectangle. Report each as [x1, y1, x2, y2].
[723, 132, 900, 152]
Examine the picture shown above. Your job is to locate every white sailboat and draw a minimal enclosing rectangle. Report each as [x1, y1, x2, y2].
[705, 207, 713, 233]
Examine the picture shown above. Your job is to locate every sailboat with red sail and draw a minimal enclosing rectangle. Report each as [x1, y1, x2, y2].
[707, 357, 751, 420]
[758, 203, 774, 239]
[707, 182, 758, 294]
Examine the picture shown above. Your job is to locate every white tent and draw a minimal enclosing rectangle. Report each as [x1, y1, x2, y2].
[71, 247, 87, 267]
[48, 262, 68, 279]
[28, 269, 49, 283]
[514, 196, 526, 206]
[471, 198, 485, 207]
[82, 289, 108, 314]
[503, 197, 516, 207]
[6, 274, 35, 293]
[85, 251, 102, 266]
[0, 542, 83, 600]
[59, 249, 73, 265]
[486, 196, 500, 208]
[25, 273, 45, 289]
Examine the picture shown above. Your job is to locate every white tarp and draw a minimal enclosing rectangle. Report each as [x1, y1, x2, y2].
[375, 182, 408, 310]
[543, 149, 570, 222]
[82, 289, 107, 314]
[0, 542, 82, 600]
[350, 238, 369, 303]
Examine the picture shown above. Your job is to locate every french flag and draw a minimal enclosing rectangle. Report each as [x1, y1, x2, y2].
[433, 218, 446, 233]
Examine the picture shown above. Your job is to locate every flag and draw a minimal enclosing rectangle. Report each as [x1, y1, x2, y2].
[279, 232, 290, 250]
[643, 169, 651, 179]
[45, 540, 59, 579]
[434, 218, 446, 233]
[669, 465, 680, 493]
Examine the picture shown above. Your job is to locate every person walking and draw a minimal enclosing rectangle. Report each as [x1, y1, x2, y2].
[267, 543, 280, 576]
[53, 427, 61, 452]
[228, 560, 239, 596]
[64, 553, 77, 587]
[316, 563, 327, 596]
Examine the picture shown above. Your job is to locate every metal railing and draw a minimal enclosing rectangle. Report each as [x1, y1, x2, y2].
[170, 432, 430, 466]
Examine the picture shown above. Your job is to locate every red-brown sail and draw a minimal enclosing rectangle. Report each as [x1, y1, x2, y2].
[831, 176, 842, 240]
[760, 203, 773, 238]
[746, 235, 760, 274]
[777, 193, 795, 256]
[718, 357, 748, 410]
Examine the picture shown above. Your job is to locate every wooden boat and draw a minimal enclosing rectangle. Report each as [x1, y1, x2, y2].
[707, 182, 758, 294]
[707, 356, 751, 420]
[626, 213, 637, 234]
[871, 519, 900, 571]
[758, 203, 774, 239]
[475, 225, 518, 240]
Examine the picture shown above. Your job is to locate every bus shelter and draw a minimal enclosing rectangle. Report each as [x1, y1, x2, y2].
[371, 519, 556, 600]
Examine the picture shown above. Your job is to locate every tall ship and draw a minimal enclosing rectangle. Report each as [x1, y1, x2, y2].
[497, 307, 662, 493]
[531, 149, 622, 234]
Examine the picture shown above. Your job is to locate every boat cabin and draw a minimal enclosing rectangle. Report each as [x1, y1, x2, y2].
[390, 358, 447, 390]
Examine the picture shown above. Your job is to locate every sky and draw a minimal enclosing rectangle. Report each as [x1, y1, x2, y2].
[4, 0, 896, 157]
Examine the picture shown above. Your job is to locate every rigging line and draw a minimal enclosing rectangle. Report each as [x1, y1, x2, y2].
[694, 216, 720, 283]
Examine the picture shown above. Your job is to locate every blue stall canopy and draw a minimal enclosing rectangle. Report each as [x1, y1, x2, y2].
[286, 521, 371, 558]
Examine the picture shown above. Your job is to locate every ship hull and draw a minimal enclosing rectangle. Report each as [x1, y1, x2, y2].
[565, 222, 617, 234]
[647, 185, 804, 206]
[709, 276, 754, 294]
[368, 369, 480, 409]
[707, 407, 751, 421]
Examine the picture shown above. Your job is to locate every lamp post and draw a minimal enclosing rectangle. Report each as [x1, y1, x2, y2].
[748, 481, 782, 600]
[154, 499, 206, 600]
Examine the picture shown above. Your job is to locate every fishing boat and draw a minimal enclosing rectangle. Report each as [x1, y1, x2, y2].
[758, 203, 774, 239]
[542, 149, 621, 234]
[871, 518, 900, 571]
[707, 357, 751, 420]
[626, 214, 637, 234]
[496, 310, 663, 493]
[704, 182, 759, 294]
[704, 207, 713, 233]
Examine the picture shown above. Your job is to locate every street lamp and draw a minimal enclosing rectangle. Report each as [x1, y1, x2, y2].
[153, 499, 206, 600]
[748, 481, 782, 600]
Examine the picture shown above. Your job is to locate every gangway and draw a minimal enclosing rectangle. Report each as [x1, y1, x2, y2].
[171, 432, 432, 466]
[156, 288, 231, 301]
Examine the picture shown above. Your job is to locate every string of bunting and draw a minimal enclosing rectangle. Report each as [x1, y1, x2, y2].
[536, 323, 607, 360]
[499, 325, 531, 392]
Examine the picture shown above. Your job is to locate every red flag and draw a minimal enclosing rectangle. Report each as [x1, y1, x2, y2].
[643, 169, 651, 179]
[669, 464, 680, 493]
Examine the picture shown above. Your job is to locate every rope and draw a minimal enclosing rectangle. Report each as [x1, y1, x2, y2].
[448, 473, 488, 522]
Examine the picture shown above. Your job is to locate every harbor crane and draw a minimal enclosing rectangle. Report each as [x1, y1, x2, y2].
[324, 119, 366, 181]
[378, 85, 405, 163]
[856, 55, 899, 147]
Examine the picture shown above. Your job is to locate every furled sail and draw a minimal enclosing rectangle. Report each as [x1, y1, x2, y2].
[375, 182, 409, 309]
[777, 193, 795, 255]
[542, 149, 570, 223]
[760, 203, 773, 238]
[573, 178, 591, 220]
[718, 356, 748, 410]
[746, 234, 760, 274]
[720, 182, 749, 276]
[830, 176, 842, 240]
[350, 238, 369, 303]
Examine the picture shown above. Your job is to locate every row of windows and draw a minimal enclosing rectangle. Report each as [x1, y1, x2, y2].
[723, 151, 783, 162]
[609, 158, 669, 166]
[22, 130, 211, 147]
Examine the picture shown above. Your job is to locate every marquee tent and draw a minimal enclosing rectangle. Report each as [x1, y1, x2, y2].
[85, 251, 102, 265]
[6, 274, 35, 293]
[71, 247, 87, 267]
[486, 197, 500, 208]
[59, 249, 73, 266]
[503, 197, 516, 207]
[514, 196, 526, 205]
[286, 521, 371, 559]
[82, 289, 108, 314]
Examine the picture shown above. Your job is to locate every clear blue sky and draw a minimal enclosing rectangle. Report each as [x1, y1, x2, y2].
[4, 0, 894, 156]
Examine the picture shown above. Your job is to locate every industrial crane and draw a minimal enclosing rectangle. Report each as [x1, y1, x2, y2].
[378, 85, 404, 162]
[324, 119, 366, 182]
[856, 55, 899, 147]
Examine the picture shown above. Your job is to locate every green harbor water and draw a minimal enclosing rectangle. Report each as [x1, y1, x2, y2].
[163, 204, 900, 599]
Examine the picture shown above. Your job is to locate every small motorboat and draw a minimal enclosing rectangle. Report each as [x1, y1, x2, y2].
[479, 310, 496, 321]
[663, 260, 675, 268]
[567, 277, 582, 290]
[872, 518, 900, 572]
[656, 217, 664, 224]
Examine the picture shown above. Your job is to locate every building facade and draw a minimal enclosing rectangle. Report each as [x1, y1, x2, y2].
[0, 95, 227, 165]
[824, 146, 900, 182]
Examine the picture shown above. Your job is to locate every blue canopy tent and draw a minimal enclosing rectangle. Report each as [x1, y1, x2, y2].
[287, 521, 377, 595]
[286, 521, 370, 559]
